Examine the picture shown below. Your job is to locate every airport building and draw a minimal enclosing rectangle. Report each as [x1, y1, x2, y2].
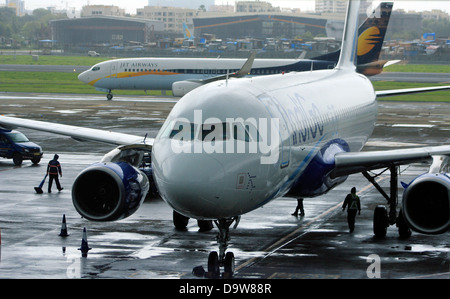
[50, 16, 164, 49]
[193, 14, 330, 40]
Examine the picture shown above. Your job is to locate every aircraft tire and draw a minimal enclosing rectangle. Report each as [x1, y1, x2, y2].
[173, 210, 189, 229]
[373, 205, 388, 238]
[223, 252, 235, 277]
[197, 219, 213, 231]
[396, 210, 412, 238]
[207, 251, 220, 277]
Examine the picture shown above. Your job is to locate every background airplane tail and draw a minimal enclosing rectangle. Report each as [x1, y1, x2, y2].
[313, 2, 393, 68]
[183, 23, 194, 40]
[357, 2, 393, 65]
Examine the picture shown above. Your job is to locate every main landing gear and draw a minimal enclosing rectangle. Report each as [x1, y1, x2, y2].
[106, 90, 113, 100]
[362, 165, 411, 239]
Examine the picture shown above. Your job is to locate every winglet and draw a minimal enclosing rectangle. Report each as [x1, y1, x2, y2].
[235, 51, 257, 77]
[336, 0, 360, 71]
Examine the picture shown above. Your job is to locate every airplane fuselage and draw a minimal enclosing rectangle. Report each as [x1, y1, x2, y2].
[151, 68, 377, 220]
[78, 57, 335, 91]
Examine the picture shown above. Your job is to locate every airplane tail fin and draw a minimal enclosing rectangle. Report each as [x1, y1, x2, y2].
[335, 0, 361, 71]
[183, 23, 194, 40]
[314, 2, 393, 73]
[357, 2, 393, 65]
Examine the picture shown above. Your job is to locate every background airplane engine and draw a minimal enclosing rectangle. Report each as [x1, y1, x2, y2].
[402, 173, 450, 234]
[172, 81, 203, 97]
[72, 162, 149, 221]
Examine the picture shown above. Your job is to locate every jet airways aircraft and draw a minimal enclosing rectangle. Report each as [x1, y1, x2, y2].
[78, 2, 395, 100]
[0, 1, 449, 278]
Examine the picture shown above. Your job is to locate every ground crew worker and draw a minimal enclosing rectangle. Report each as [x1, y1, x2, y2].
[47, 154, 63, 193]
[292, 198, 305, 217]
[342, 187, 361, 232]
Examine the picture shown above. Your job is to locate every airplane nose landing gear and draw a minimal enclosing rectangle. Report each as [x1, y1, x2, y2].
[205, 217, 239, 279]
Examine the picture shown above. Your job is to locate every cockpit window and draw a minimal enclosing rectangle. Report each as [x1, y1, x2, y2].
[92, 66, 100, 71]
[159, 119, 261, 142]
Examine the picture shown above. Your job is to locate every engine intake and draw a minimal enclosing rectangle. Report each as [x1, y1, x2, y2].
[72, 162, 149, 221]
[402, 173, 450, 234]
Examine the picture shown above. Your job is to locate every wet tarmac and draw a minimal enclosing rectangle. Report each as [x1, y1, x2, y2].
[0, 93, 448, 280]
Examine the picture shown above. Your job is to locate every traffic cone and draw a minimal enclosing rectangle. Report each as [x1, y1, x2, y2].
[58, 214, 69, 237]
[78, 227, 91, 257]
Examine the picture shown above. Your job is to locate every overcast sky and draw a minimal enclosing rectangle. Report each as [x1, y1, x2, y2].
[4, 0, 450, 15]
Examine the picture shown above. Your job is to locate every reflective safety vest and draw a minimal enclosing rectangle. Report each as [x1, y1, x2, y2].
[343, 193, 360, 211]
[47, 160, 61, 175]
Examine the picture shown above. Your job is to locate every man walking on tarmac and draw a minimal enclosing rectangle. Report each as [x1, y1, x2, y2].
[47, 154, 63, 193]
[342, 187, 361, 232]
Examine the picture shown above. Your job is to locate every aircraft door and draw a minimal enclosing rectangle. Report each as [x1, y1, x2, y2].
[109, 61, 122, 88]
[110, 61, 117, 78]
[258, 95, 290, 168]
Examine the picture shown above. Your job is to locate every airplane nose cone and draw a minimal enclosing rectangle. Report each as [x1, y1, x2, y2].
[154, 151, 226, 219]
[78, 70, 90, 83]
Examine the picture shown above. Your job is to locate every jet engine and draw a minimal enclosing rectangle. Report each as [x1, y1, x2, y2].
[72, 145, 151, 221]
[402, 173, 450, 234]
[172, 81, 203, 97]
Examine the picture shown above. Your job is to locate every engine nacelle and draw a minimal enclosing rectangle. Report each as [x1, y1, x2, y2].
[172, 81, 203, 97]
[72, 162, 149, 221]
[402, 173, 450, 234]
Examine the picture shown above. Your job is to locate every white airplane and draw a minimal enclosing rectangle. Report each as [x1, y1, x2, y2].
[78, 2, 395, 100]
[0, 1, 449, 278]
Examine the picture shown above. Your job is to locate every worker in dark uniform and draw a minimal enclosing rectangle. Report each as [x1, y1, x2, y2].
[291, 198, 305, 217]
[47, 154, 63, 193]
[342, 187, 361, 232]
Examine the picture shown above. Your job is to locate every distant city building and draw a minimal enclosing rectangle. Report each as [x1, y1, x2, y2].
[5, 0, 25, 16]
[235, 1, 280, 13]
[147, 0, 214, 10]
[421, 9, 450, 21]
[137, 6, 197, 33]
[209, 4, 235, 13]
[81, 5, 126, 17]
[315, 0, 370, 14]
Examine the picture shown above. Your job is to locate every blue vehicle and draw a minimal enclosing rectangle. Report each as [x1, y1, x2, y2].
[0, 129, 43, 165]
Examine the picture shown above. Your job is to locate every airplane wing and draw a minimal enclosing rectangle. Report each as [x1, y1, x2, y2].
[190, 51, 257, 84]
[171, 51, 258, 96]
[331, 145, 450, 177]
[330, 85, 450, 176]
[0, 115, 150, 146]
[376, 85, 450, 98]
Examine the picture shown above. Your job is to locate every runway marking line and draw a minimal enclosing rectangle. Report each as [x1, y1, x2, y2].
[235, 176, 389, 273]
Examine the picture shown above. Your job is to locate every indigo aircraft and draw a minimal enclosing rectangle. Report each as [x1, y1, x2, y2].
[78, 2, 395, 99]
[1, 1, 449, 278]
